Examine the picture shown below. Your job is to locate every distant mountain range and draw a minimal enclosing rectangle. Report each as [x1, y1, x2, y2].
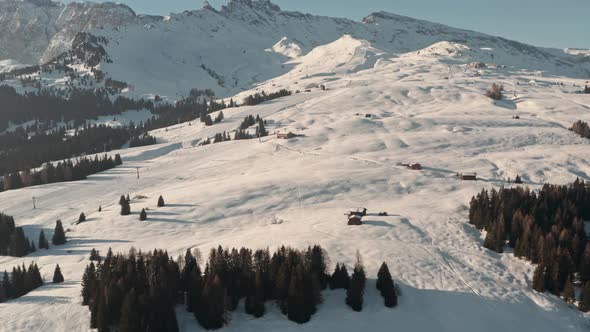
[0, 0, 589, 98]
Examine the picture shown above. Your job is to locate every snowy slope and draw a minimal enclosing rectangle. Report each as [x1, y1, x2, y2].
[1, 34, 590, 331]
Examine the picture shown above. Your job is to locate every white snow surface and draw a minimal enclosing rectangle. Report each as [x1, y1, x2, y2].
[1, 33, 590, 331]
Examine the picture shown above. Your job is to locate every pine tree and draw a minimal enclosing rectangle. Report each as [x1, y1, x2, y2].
[287, 264, 310, 324]
[346, 253, 366, 312]
[377, 262, 398, 307]
[119, 195, 127, 205]
[120, 199, 131, 216]
[89, 248, 101, 262]
[579, 282, 590, 312]
[81, 262, 95, 306]
[119, 289, 141, 332]
[563, 276, 575, 304]
[532, 264, 545, 292]
[158, 195, 165, 207]
[9, 227, 28, 257]
[38, 229, 49, 249]
[52, 220, 66, 245]
[1, 271, 11, 302]
[249, 269, 266, 318]
[139, 209, 147, 221]
[329, 263, 341, 290]
[197, 274, 226, 329]
[78, 212, 86, 223]
[98, 205, 102, 212]
[52, 264, 64, 283]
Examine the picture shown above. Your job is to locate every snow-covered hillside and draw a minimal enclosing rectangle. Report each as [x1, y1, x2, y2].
[1, 29, 590, 331]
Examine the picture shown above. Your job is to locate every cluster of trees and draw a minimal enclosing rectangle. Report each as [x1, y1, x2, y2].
[570, 120, 590, 139]
[0, 214, 35, 257]
[485, 83, 504, 100]
[2, 154, 122, 192]
[0, 123, 134, 176]
[81, 245, 400, 331]
[468, 179, 590, 310]
[242, 89, 291, 106]
[203, 115, 268, 146]
[0, 85, 152, 131]
[0, 262, 43, 303]
[81, 249, 182, 331]
[129, 134, 157, 148]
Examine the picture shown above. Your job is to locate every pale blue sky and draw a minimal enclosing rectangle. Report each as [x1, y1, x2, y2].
[63, 0, 588, 49]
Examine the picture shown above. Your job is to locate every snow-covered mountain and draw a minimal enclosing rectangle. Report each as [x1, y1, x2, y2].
[0, 0, 589, 99]
[0, 0, 158, 64]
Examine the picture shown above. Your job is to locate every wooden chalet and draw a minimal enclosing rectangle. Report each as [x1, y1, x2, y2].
[348, 215, 363, 226]
[408, 163, 422, 170]
[348, 207, 367, 217]
[457, 173, 477, 181]
[277, 132, 296, 139]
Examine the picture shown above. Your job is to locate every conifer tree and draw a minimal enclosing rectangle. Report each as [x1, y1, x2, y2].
[377, 262, 398, 307]
[53, 264, 64, 283]
[98, 205, 102, 212]
[9, 227, 28, 257]
[89, 248, 101, 262]
[532, 264, 545, 292]
[81, 262, 95, 306]
[329, 263, 341, 290]
[197, 274, 226, 329]
[120, 199, 131, 216]
[563, 276, 575, 303]
[139, 209, 147, 221]
[346, 253, 366, 312]
[287, 265, 310, 323]
[158, 195, 165, 207]
[119, 195, 127, 206]
[52, 220, 66, 245]
[1, 271, 11, 302]
[246, 269, 265, 318]
[78, 212, 86, 223]
[579, 282, 590, 312]
[38, 229, 49, 249]
[119, 289, 141, 332]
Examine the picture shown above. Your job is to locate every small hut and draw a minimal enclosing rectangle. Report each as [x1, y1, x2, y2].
[277, 132, 296, 139]
[348, 215, 362, 226]
[348, 208, 367, 217]
[408, 163, 422, 170]
[457, 173, 477, 181]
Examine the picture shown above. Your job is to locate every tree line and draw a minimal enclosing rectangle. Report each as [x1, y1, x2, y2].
[2, 154, 122, 193]
[242, 89, 292, 106]
[0, 123, 135, 176]
[0, 85, 152, 131]
[81, 245, 399, 331]
[468, 179, 590, 311]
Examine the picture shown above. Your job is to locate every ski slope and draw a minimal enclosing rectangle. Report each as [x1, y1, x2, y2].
[1, 36, 590, 331]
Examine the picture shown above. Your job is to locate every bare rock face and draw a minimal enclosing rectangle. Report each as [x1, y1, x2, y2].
[0, 0, 155, 64]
